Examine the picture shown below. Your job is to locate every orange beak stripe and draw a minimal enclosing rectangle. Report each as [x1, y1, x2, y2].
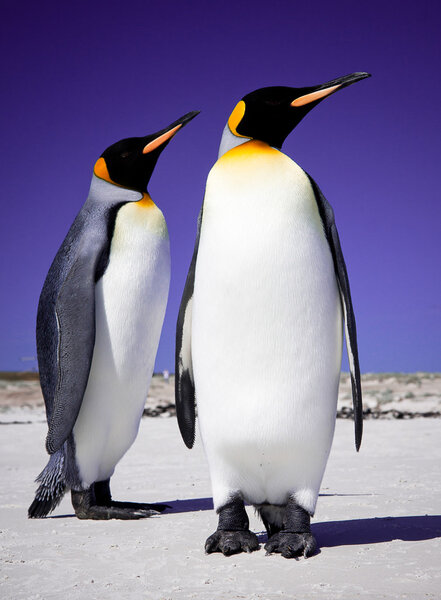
[142, 124, 182, 154]
[291, 84, 341, 107]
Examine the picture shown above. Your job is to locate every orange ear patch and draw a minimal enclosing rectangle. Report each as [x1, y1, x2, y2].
[94, 157, 115, 184]
[142, 124, 182, 154]
[291, 84, 341, 107]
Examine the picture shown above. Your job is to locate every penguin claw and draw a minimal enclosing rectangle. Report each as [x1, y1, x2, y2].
[264, 532, 317, 559]
[205, 530, 260, 556]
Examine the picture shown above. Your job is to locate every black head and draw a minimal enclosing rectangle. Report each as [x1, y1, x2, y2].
[94, 111, 199, 192]
[229, 72, 371, 149]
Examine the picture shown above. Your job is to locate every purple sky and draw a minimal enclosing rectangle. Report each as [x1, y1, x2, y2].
[1, 1, 440, 373]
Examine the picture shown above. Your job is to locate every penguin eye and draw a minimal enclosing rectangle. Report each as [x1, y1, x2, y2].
[120, 151, 131, 158]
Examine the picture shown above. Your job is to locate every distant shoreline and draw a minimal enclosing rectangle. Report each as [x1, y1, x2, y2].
[0, 371, 39, 381]
[1, 372, 440, 421]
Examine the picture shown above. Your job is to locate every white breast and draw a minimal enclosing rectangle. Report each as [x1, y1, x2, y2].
[73, 200, 170, 486]
[192, 142, 343, 513]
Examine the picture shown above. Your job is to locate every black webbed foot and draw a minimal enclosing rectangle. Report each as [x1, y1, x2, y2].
[83, 479, 168, 518]
[264, 531, 316, 558]
[71, 483, 160, 520]
[263, 497, 317, 558]
[75, 503, 158, 520]
[205, 529, 259, 555]
[206, 496, 260, 556]
[107, 500, 169, 512]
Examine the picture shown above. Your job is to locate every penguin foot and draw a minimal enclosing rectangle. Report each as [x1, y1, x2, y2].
[205, 530, 260, 556]
[264, 532, 317, 559]
[74, 504, 158, 520]
[71, 488, 158, 520]
[91, 480, 169, 514]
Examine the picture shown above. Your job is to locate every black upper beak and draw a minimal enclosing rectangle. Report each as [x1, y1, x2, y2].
[154, 110, 200, 137]
[142, 110, 200, 155]
[171, 110, 201, 128]
[316, 72, 371, 92]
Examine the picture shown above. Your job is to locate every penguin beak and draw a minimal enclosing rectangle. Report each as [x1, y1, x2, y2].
[142, 111, 200, 154]
[291, 72, 371, 107]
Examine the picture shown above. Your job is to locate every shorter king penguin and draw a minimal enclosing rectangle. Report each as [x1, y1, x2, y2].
[176, 74, 369, 557]
[29, 110, 199, 519]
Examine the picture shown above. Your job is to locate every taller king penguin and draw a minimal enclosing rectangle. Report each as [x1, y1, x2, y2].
[175, 73, 370, 557]
[29, 110, 199, 519]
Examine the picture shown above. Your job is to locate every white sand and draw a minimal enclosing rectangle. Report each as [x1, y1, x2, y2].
[1, 417, 440, 599]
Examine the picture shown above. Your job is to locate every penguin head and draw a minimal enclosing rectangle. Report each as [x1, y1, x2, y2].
[94, 111, 199, 192]
[228, 72, 371, 149]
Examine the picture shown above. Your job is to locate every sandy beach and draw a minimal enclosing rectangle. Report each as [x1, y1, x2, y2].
[1, 375, 440, 599]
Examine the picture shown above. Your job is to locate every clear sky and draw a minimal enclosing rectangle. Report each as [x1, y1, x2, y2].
[1, 0, 440, 373]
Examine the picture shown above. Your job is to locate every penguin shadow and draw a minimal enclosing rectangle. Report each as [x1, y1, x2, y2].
[313, 515, 441, 548]
[254, 514, 441, 552]
[161, 497, 214, 514]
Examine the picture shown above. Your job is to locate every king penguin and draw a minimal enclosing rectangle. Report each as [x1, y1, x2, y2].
[29, 110, 199, 519]
[175, 73, 370, 557]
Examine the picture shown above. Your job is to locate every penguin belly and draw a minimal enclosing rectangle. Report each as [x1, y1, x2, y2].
[192, 142, 343, 515]
[73, 200, 170, 487]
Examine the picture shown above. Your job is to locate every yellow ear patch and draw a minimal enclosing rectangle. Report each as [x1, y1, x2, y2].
[291, 84, 341, 107]
[228, 101, 248, 137]
[94, 157, 116, 184]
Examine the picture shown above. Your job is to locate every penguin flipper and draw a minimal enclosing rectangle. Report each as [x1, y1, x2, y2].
[175, 208, 203, 449]
[44, 237, 104, 455]
[306, 174, 363, 451]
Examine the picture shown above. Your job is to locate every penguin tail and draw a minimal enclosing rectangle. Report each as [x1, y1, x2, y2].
[28, 449, 67, 518]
